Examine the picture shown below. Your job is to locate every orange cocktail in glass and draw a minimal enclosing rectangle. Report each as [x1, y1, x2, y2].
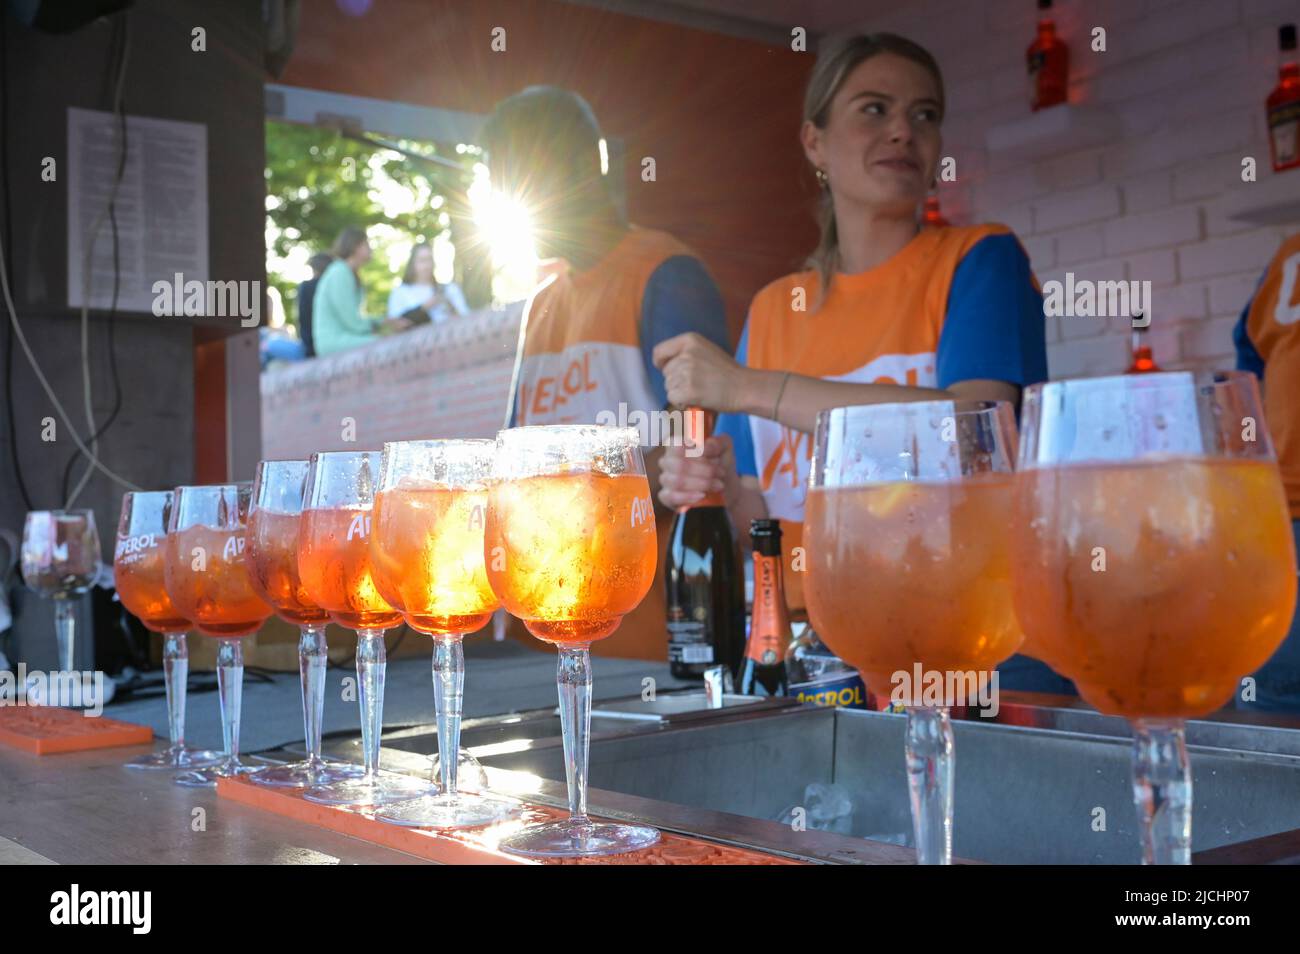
[298, 451, 427, 807]
[1011, 371, 1298, 864]
[163, 483, 272, 786]
[1013, 458, 1295, 720]
[803, 401, 1021, 865]
[369, 439, 516, 829]
[486, 425, 659, 858]
[244, 459, 359, 789]
[804, 475, 1020, 696]
[116, 490, 220, 770]
[485, 471, 657, 645]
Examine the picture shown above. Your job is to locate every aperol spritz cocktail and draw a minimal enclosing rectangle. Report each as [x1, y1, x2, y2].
[244, 459, 359, 789]
[163, 483, 273, 786]
[298, 450, 427, 807]
[486, 472, 657, 645]
[1012, 371, 1297, 864]
[1013, 458, 1295, 719]
[369, 439, 516, 829]
[115, 490, 220, 770]
[485, 425, 659, 857]
[803, 475, 1021, 696]
[803, 401, 1021, 865]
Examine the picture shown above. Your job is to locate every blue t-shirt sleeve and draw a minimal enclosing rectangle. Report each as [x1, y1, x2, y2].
[639, 255, 730, 408]
[715, 321, 758, 477]
[935, 234, 1049, 390]
[1234, 273, 1267, 379]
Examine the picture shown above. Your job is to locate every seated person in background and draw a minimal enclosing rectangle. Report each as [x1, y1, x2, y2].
[297, 252, 333, 357]
[387, 241, 471, 325]
[482, 84, 731, 661]
[259, 286, 306, 369]
[653, 33, 1061, 694]
[313, 227, 411, 357]
[1235, 232, 1300, 713]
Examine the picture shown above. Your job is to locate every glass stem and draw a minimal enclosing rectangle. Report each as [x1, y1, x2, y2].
[906, 705, 954, 865]
[299, 624, 329, 766]
[356, 629, 387, 781]
[54, 597, 75, 673]
[432, 634, 465, 797]
[162, 631, 189, 752]
[1132, 720, 1191, 865]
[216, 638, 244, 772]
[556, 645, 592, 823]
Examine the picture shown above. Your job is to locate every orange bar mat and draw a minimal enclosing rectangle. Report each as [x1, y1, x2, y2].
[217, 775, 804, 865]
[0, 706, 155, 755]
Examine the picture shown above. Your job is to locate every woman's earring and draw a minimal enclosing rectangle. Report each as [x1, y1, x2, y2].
[815, 167, 829, 188]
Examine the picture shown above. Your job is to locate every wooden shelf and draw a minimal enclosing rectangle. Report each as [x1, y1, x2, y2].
[985, 105, 1119, 163]
[1220, 170, 1300, 226]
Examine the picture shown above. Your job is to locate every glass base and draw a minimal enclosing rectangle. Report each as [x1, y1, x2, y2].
[498, 819, 660, 858]
[303, 772, 433, 808]
[430, 748, 489, 793]
[375, 791, 521, 829]
[250, 758, 364, 789]
[124, 746, 223, 770]
[173, 758, 263, 788]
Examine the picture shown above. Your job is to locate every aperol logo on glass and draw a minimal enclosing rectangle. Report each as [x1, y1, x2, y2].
[345, 513, 371, 541]
[220, 535, 245, 562]
[630, 496, 654, 528]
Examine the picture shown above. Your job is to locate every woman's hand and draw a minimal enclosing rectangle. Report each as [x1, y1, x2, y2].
[657, 433, 739, 510]
[652, 333, 749, 413]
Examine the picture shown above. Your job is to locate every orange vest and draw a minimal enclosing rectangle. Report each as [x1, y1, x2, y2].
[509, 227, 694, 661]
[741, 224, 1014, 610]
[1243, 233, 1300, 517]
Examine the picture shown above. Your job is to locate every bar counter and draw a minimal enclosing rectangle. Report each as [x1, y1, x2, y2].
[6, 641, 1300, 864]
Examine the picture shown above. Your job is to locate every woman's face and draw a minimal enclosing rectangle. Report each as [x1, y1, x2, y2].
[353, 239, 372, 267]
[802, 52, 943, 216]
[413, 246, 434, 282]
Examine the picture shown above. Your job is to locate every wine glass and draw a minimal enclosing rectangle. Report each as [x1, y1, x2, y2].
[368, 439, 518, 828]
[1011, 371, 1296, 864]
[163, 483, 274, 787]
[20, 509, 101, 688]
[298, 451, 430, 807]
[486, 425, 660, 857]
[244, 459, 361, 788]
[115, 490, 221, 769]
[803, 401, 1022, 865]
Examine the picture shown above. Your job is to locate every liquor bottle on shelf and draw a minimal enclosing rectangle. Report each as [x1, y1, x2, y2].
[1125, 321, 1160, 374]
[1268, 24, 1299, 173]
[739, 519, 789, 697]
[921, 194, 949, 228]
[664, 408, 745, 681]
[1027, 0, 1068, 112]
[785, 620, 867, 709]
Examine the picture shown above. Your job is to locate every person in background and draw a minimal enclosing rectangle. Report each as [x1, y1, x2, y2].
[481, 85, 731, 661]
[1235, 232, 1300, 713]
[297, 252, 333, 357]
[652, 33, 1059, 693]
[258, 286, 306, 369]
[387, 241, 470, 325]
[312, 227, 410, 357]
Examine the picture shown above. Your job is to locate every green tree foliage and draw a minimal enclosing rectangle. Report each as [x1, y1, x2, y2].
[264, 122, 481, 323]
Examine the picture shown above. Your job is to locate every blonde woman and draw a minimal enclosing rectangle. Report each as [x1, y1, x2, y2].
[654, 33, 1059, 691]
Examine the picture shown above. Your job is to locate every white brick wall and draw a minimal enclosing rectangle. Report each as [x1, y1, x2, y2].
[842, 0, 1299, 377]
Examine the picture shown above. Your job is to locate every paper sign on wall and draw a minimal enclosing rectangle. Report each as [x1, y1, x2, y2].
[66, 107, 208, 313]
